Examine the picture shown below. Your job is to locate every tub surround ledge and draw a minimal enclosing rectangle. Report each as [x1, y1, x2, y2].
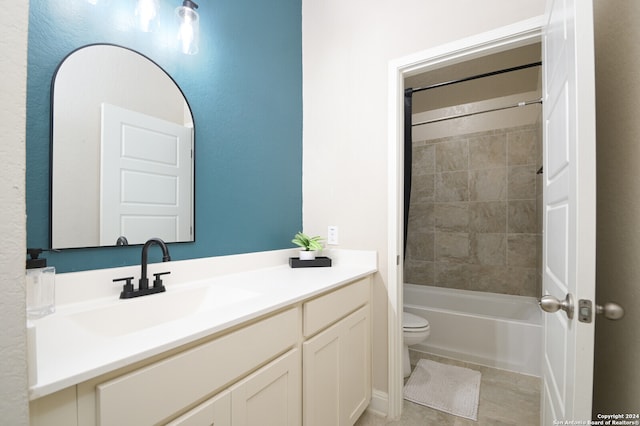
[28, 248, 377, 400]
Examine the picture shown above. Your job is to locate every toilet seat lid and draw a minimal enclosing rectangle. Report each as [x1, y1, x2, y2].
[403, 312, 429, 329]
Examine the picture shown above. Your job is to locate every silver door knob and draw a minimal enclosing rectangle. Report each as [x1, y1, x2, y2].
[596, 302, 624, 320]
[539, 294, 574, 319]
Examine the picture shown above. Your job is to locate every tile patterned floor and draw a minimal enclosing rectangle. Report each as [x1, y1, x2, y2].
[355, 353, 541, 426]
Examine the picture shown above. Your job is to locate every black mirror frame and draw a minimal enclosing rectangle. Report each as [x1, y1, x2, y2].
[49, 43, 196, 250]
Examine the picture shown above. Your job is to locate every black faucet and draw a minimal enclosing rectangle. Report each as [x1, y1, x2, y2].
[140, 237, 171, 289]
[115, 237, 171, 299]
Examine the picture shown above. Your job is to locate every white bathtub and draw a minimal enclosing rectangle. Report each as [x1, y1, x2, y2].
[404, 283, 542, 376]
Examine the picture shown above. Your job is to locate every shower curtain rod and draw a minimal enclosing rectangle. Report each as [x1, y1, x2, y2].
[412, 98, 543, 127]
[408, 61, 542, 94]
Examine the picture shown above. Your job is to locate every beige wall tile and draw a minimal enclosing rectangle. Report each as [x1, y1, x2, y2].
[504, 267, 538, 296]
[469, 265, 509, 292]
[411, 173, 435, 203]
[434, 258, 538, 296]
[469, 201, 507, 233]
[508, 200, 536, 233]
[436, 171, 469, 201]
[435, 202, 469, 232]
[403, 259, 435, 286]
[508, 165, 536, 199]
[507, 234, 537, 267]
[436, 139, 468, 172]
[508, 129, 537, 165]
[435, 232, 470, 262]
[435, 262, 469, 288]
[469, 134, 506, 169]
[406, 231, 435, 261]
[413, 144, 435, 176]
[409, 125, 541, 297]
[471, 233, 507, 265]
[470, 168, 507, 201]
[407, 203, 434, 233]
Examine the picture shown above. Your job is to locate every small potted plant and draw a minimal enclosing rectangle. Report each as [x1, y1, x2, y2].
[292, 232, 324, 260]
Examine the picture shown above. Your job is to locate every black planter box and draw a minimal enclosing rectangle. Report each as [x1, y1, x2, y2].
[289, 256, 332, 268]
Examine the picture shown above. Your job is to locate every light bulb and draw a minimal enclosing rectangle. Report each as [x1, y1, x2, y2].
[136, 0, 159, 32]
[176, 0, 199, 55]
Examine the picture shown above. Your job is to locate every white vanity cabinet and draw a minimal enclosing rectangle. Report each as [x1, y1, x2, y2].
[29, 274, 373, 426]
[302, 277, 371, 426]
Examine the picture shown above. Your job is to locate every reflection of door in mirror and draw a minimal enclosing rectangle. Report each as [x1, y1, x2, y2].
[51, 44, 195, 249]
[100, 103, 193, 246]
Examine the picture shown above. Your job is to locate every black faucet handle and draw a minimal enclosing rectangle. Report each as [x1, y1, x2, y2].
[114, 277, 135, 299]
[153, 271, 171, 289]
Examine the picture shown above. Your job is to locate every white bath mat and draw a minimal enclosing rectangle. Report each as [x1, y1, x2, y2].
[403, 359, 481, 421]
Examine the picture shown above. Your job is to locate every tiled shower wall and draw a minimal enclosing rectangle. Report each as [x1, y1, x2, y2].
[404, 124, 542, 297]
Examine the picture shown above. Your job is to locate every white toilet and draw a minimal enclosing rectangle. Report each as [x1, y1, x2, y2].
[403, 311, 431, 378]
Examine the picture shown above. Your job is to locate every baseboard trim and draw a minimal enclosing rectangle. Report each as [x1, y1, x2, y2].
[366, 389, 389, 417]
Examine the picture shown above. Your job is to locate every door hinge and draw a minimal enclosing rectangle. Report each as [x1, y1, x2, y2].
[397, 255, 400, 265]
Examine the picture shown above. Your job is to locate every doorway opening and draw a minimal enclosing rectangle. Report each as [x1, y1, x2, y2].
[403, 41, 543, 363]
[385, 17, 544, 419]
[400, 43, 543, 424]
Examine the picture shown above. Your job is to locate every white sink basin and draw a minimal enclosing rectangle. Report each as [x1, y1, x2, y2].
[67, 284, 259, 337]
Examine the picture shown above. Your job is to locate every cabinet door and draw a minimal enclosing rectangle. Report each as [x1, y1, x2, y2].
[231, 349, 300, 426]
[166, 390, 231, 426]
[303, 322, 341, 425]
[303, 305, 370, 426]
[340, 305, 371, 424]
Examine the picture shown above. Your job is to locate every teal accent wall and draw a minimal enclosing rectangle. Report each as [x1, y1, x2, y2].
[26, 0, 302, 272]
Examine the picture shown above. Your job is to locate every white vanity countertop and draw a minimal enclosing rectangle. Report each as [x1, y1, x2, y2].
[28, 249, 377, 400]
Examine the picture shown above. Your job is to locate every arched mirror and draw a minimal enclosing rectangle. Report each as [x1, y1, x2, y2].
[50, 44, 195, 249]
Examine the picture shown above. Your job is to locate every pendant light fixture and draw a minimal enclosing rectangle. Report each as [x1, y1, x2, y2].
[135, 0, 160, 32]
[176, 0, 199, 55]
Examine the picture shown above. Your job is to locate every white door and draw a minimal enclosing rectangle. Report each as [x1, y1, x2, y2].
[541, 0, 596, 423]
[100, 103, 193, 246]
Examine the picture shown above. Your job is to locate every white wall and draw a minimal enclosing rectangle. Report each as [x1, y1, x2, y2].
[302, 0, 545, 396]
[0, 0, 30, 423]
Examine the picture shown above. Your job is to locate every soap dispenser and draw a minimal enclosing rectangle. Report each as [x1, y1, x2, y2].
[26, 249, 55, 319]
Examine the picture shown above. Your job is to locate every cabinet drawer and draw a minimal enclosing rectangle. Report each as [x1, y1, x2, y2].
[303, 277, 369, 338]
[96, 308, 298, 426]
